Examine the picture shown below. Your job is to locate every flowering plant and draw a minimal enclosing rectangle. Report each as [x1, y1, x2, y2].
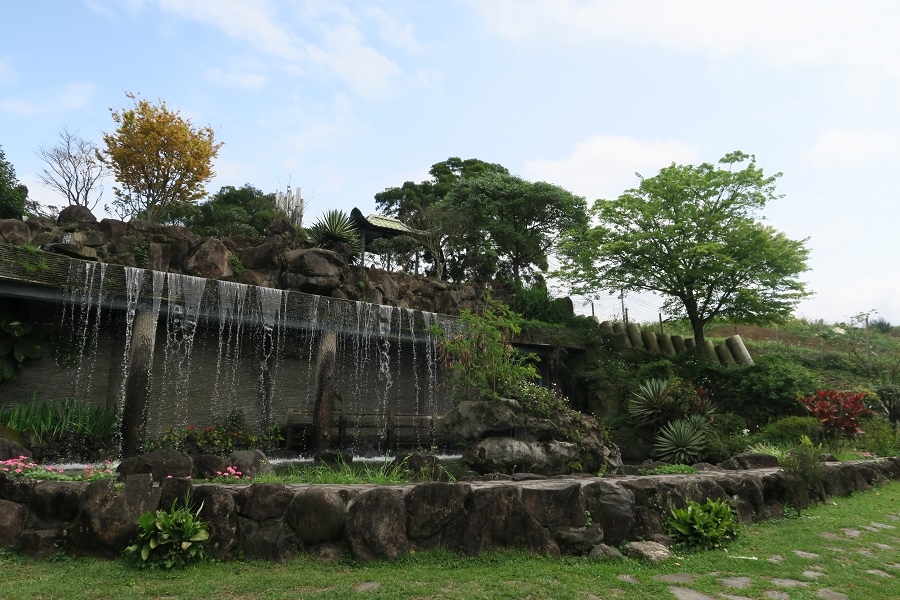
[0, 456, 115, 481]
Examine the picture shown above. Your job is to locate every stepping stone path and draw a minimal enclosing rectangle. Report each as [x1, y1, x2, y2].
[609, 512, 900, 599]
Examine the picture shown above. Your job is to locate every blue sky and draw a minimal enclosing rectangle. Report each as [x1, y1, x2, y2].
[2, 1, 899, 325]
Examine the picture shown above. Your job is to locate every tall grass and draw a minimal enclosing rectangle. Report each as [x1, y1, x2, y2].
[0, 393, 116, 441]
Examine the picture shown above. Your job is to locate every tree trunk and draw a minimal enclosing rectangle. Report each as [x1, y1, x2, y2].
[312, 330, 337, 453]
[120, 308, 158, 458]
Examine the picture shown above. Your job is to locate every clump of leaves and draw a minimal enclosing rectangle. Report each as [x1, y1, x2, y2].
[307, 209, 362, 262]
[666, 498, 740, 550]
[637, 463, 698, 475]
[123, 500, 210, 570]
[653, 414, 710, 464]
[628, 377, 715, 429]
[799, 389, 872, 441]
[780, 434, 826, 515]
[435, 297, 540, 402]
[0, 309, 42, 382]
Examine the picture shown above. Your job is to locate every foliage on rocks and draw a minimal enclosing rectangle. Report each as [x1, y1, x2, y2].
[780, 435, 826, 514]
[124, 501, 210, 570]
[307, 209, 362, 262]
[666, 498, 740, 550]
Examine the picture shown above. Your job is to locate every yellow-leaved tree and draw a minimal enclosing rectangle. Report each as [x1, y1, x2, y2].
[101, 93, 223, 222]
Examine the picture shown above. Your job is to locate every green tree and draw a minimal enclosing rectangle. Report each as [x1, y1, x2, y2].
[0, 146, 28, 220]
[101, 93, 222, 223]
[375, 157, 509, 279]
[445, 173, 587, 286]
[559, 151, 810, 345]
[185, 184, 280, 238]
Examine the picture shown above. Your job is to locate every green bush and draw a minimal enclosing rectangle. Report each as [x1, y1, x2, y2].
[856, 415, 900, 457]
[124, 501, 210, 570]
[759, 416, 821, 445]
[308, 209, 362, 262]
[511, 284, 574, 325]
[703, 413, 752, 463]
[781, 435, 826, 515]
[666, 498, 740, 550]
[435, 297, 540, 402]
[716, 354, 816, 424]
[637, 464, 697, 475]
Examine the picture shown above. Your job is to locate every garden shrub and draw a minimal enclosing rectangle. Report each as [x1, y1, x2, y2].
[715, 354, 816, 424]
[855, 415, 900, 457]
[758, 416, 822, 445]
[798, 389, 872, 441]
[627, 377, 714, 429]
[666, 498, 740, 550]
[703, 412, 751, 462]
[781, 435, 826, 515]
[653, 414, 710, 464]
[124, 501, 210, 570]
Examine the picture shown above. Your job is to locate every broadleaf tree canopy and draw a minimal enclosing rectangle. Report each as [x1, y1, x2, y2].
[101, 93, 222, 223]
[557, 151, 810, 345]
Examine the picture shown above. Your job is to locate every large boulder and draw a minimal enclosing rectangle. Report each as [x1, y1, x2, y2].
[282, 248, 346, 278]
[286, 487, 347, 545]
[228, 450, 273, 479]
[72, 475, 162, 556]
[404, 482, 471, 545]
[464, 438, 578, 476]
[437, 399, 522, 442]
[184, 238, 232, 279]
[0, 426, 31, 460]
[57, 205, 97, 225]
[0, 499, 27, 546]
[237, 483, 295, 521]
[443, 485, 559, 557]
[117, 450, 194, 481]
[0, 219, 30, 246]
[194, 484, 239, 560]
[345, 488, 408, 562]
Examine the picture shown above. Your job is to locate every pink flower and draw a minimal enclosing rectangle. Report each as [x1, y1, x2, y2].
[167, 475, 173, 479]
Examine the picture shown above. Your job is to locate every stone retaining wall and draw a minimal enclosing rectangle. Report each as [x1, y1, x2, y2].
[2, 458, 898, 562]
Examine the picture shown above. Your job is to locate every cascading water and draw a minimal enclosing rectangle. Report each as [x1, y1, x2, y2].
[254, 286, 287, 430]
[47, 260, 458, 454]
[159, 273, 207, 422]
[213, 280, 248, 411]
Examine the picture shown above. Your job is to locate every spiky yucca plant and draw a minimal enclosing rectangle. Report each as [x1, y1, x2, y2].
[653, 414, 710, 464]
[307, 210, 362, 262]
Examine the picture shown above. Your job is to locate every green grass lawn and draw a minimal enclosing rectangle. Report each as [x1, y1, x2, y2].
[3, 480, 899, 599]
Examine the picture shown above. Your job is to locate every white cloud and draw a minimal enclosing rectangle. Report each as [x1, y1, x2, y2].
[364, 6, 424, 54]
[0, 82, 95, 117]
[522, 135, 699, 200]
[204, 67, 268, 90]
[0, 98, 38, 116]
[804, 128, 900, 169]
[468, 1, 900, 80]
[155, 0, 401, 98]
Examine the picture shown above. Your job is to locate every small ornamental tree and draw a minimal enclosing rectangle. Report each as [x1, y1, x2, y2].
[799, 390, 872, 439]
[102, 93, 222, 223]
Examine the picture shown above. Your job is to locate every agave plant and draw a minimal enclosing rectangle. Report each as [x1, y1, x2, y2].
[628, 378, 671, 428]
[653, 414, 710, 464]
[307, 210, 362, 262]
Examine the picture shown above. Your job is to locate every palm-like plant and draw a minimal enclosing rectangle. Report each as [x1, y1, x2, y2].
[628, 378, 671, 428]
[307, 210, 362, 262]
[653, 414, 710, 464]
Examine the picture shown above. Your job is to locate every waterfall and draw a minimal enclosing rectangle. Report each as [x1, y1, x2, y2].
[213, 280, 248, 409]
[254, 286, 287, 430]
[159, 273, 207, 422]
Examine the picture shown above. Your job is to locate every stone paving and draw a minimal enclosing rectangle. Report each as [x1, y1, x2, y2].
[609, 513, 900, 600]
